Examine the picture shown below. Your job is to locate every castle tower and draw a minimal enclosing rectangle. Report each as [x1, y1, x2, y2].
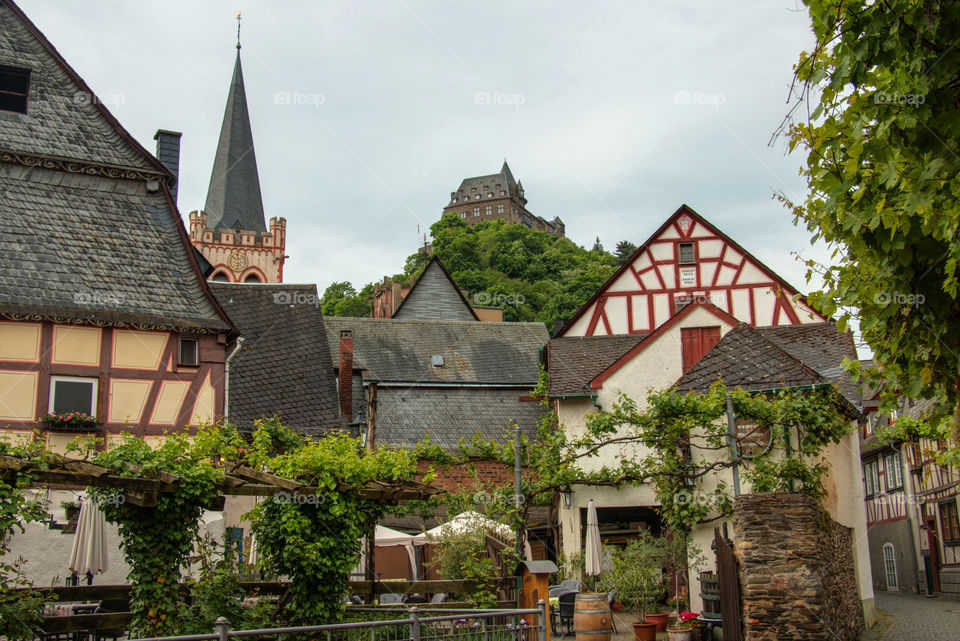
[189, 38, 286, 283]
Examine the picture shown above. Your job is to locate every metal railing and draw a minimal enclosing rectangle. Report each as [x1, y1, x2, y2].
[126, 603, 548, 641]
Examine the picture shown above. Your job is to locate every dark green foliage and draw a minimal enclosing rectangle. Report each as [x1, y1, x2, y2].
[323, 213, 619, 332]
[615, 241, 638, 264]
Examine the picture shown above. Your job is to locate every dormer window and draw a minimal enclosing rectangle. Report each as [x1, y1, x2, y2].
[0, 66, 30, 114]
[474, 194, 480, 200]
[678, 242, 695, 264]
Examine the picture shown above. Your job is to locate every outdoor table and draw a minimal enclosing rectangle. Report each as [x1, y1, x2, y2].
[697, 616, 722, 641]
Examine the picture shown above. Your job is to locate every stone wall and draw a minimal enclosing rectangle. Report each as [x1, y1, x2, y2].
[733, 492, 865, 641]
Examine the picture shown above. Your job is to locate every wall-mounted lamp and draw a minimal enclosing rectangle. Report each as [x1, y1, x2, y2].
[560, 486, 573, 509]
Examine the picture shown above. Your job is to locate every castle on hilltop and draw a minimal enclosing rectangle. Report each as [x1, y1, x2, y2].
[443, 161, 564, 237]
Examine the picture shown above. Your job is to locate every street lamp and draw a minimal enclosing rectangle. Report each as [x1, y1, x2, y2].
[561, 485, 573, 508]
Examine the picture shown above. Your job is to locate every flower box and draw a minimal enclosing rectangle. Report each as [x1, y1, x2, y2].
[41, 412, 99, 432]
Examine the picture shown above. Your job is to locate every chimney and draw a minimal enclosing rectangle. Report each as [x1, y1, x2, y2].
[338, 330, 353, 422]
[391, 282, 402, 314]
[153, 129, 182, 202]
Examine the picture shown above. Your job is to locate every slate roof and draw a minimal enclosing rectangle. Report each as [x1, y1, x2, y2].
[203, 50, 267, 233]
[675, 323, 827, 393]
[448, 161, 521, 205]
[375, 387, 542, 449]
[392, 257, 478, 322]
[323, 317, 547, 385]
[546, 334, 648, 396]
[0, 1, 160, 172]
[0, 155, 230, 331]
[209, 283, 343, 434]
[0, 1, 231, 333]
[755, 322, 860, 403]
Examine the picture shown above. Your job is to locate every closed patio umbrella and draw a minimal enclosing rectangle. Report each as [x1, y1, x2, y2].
[68, 496, 109, 580]
[584, 499, 602, 580]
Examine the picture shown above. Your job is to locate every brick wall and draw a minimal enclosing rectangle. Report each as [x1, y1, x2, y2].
[418, 459, 516, 494]
[733, 492, 865, 641]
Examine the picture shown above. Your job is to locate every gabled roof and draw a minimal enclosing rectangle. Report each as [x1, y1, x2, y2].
[588, 301, 739, 390]
[209, 283, 343, 434]
[555, 204, 825, 336]
[0, 1, 233, 333]
[392, 256, 479, 321]
[547, 334, 647, 397]
[0, 0, 168, 175]
[675, 323, 827, 393]
[323, 317, 547, 385]
[203, 49, 267, 233]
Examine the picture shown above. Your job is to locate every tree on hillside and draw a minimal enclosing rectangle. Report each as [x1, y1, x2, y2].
[615, 240, 638, 264]
[780, 1, 960, 426]
[320, 281, 371, 317]
[592, 236, 604, 252]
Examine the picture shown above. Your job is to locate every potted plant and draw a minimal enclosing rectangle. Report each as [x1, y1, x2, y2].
[667, 611, 699, 641]
[662, 532, 706, 635]
[599, 532, 665, 641]
[42, 411, 98, 432]
[60, 500, 80, 533]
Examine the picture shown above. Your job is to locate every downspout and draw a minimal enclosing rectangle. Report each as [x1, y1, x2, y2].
[224, 337, 245, 422]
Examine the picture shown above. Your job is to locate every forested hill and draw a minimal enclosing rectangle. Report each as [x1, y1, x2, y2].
[320, 213, 639, 332]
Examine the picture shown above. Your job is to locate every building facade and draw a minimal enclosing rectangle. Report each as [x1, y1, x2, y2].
[443, 161, 564, 236]
[557, 205, 823, 336]
[188, 44, 287, 283]
[0, 0, 235, 451]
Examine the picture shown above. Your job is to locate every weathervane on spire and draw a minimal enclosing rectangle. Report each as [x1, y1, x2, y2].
[235, 11, 242, 50]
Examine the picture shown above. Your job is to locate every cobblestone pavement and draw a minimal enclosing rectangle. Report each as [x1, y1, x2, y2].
[872, 592, 960, 641]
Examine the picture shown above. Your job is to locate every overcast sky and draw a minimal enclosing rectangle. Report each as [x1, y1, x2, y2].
[21, 0, 834, 315]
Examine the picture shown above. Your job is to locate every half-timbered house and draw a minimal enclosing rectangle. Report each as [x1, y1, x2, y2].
[556, 205, 823, 337]
[0, 0, 236, 453]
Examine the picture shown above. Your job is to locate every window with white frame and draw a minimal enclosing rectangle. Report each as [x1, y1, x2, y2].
[485, 205, 492, 215]
[497, 203, 504, 214]
[884, 452, 904, 490]
[49, 376, 98, 417]
[882, 543, 898, 590]
[179, 336, 199, 366]
[864, 460, 879, 496]
[473, 207, 480, 216]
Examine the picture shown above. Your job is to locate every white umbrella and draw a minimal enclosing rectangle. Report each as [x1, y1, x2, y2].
[584, 499, 602, 578]
[68, 497, 109, 578]
[247, 533, 258, 566]
[411, 511, 513, 544]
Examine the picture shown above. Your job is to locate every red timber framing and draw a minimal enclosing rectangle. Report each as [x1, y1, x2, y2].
[0, 323, 225, 438]
[558, 205, 825, 337]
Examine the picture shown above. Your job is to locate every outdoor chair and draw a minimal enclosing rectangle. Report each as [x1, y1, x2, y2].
[548, 585, 568, 597]
[379, 593, 404, 605]
[556, 591, 578, 637]
[560, 579, 581, 592]
[93, 599, 129, 641]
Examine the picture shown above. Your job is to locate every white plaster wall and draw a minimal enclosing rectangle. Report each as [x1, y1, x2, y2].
[555, 307, 737, 555]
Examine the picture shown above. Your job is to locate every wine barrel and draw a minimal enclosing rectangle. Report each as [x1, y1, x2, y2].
[574, 593, 613, 641]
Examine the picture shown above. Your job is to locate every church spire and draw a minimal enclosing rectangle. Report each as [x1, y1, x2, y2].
[203, 40, 266, 233]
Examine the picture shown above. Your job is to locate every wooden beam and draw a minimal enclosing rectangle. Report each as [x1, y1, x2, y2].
[122, 490, 157, 508]
[223, 464, 303, 491]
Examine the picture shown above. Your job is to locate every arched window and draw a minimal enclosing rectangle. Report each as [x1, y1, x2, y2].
[244, 273, 262, 283]
[211, 271, 230, 282]
[882, 543, 898, 590]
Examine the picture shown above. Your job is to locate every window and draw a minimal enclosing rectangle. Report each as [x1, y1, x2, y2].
[864, 460, 879, 496]
[211, 272, 230, 282]
[244, 274, 261, 283]
[680, 326, 721, 372]
[500, 190, 506, 196]
[179, 337, 199, 366]
[474, 194, 480, 200]
[940, 500, 960, 544]
[884, 452, 903, 490]
[49, 376, 98, 417]
[487, 192, 493, 198]
[497, 203, 504, 214]
[460, 213, 466, 219]
[452, 198, 457, 203]
[911, 443, 923, 468]
[678, 242, 695, 264]
[485, 205, 492, 215]
[0, 66, 30, 113]
[882, 543, 898, 590]
[473, 207, 480, 217]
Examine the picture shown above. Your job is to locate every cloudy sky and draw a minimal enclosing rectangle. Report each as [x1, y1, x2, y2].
[21, 0, 832, 311]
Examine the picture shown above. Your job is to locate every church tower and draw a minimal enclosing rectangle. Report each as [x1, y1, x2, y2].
[189, 34, 286, 283]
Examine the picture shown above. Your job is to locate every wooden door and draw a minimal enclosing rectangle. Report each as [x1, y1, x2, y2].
[715, 528, 743, 641]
